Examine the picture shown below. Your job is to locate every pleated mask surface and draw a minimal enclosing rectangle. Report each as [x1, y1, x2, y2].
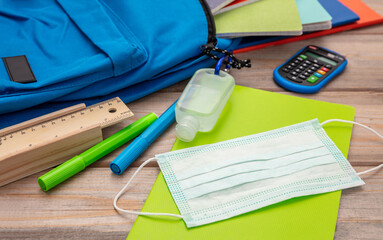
[153, 119, 364, 227]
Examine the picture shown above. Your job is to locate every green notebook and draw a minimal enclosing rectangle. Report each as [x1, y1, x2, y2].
[127, 86, 355, 240]
[214, 0, 303, 38]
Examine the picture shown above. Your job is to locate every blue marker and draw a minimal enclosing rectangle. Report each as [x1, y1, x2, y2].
[110, 101, 177, 175]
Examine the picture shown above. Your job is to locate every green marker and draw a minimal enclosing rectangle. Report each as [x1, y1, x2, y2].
[38, 113, 157, 191]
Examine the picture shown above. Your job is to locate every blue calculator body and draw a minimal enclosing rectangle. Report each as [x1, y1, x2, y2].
[273, 45, 347, 93]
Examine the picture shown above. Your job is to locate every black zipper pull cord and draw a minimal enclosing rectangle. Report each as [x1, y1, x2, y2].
[201, 43, 251, 70]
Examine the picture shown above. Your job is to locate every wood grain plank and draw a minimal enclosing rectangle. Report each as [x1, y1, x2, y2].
[0, 167, 159, 230]
[364, 0, 383, 15]
[0, 167, 381, 240]
[0, 167, 159, 240]
[335, 167, 383, 240]
[1, 1, 383, 239]
[232, 35, 383, 92]
[162, 34, 383, 92]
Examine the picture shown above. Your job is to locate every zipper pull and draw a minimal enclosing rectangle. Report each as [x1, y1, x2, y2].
[201, 43, 251, 70]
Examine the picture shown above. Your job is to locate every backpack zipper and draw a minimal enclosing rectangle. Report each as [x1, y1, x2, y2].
[199, 0, 251, 70]
[198, 0, 217, 46]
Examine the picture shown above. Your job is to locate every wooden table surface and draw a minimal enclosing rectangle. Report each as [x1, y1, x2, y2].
[1, 1, 383, 239]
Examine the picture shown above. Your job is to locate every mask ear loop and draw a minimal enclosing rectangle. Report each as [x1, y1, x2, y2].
[320, 119, 383, 176]
[113, 157, 184, 219]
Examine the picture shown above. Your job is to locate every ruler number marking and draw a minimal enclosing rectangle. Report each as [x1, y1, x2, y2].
[1, 98, 127, 149]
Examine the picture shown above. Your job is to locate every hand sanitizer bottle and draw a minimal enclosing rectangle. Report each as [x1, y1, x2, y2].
[175, 68, 235, 142]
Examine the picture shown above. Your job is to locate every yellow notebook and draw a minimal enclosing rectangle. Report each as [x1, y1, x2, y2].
[127, 86, 355, 240]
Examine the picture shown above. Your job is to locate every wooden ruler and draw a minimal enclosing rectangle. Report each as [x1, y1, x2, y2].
[0, 97, 133, 187]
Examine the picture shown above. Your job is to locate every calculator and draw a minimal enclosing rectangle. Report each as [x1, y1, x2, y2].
[273, 45, 347, 93]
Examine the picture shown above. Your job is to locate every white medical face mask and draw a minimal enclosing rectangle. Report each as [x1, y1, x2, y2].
[114, 119, 383, 228]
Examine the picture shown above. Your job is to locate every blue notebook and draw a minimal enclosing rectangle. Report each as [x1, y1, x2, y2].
[318, 0, 359, 26]
[237, 0, 359, 49]
[297, 0, 332, 32]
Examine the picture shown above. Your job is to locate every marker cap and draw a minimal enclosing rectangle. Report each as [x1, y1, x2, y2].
[38, 156, 86, 191]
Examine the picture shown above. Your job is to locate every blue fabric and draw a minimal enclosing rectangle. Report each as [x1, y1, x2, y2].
[0, 0, 237, 128]
[0, 39, 234, 128]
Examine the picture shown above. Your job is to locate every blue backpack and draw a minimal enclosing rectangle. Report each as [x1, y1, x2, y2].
[0, 0, 244, 128]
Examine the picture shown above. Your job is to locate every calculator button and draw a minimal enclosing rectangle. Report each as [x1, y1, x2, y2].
[290, 63, 297, 67]
[314, 72, 322, 78]
[302, 63, 309, 68]
[282, 68, 290, 73]
[297, 57, 304, 61]
[325, 64, 333, 69]
[295, 69, 302, 73]
[303, 72, 311, 77]
[313, 59, 319, 64]
[304, 60, 312, 65]
[288, 75, 302, 83]
[313, 64, 320, 68]
[307, 75, 319, 83]
[294, 60, 300, 64]
[291, 71, 298, 76]
[321, 67, 329, 72]
[298, 66, 305, 70]
[317, 70, 326, 75]
[310, 66, 317, 71]
[299, 74, 307, 80]
[299, 54, 308, 60]
[307, 69, 314, 74]
[287, 65, 293, 69]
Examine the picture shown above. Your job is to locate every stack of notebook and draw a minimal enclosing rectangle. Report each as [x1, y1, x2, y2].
[213, 0, 333, 37]
[208, 0, 383, 52]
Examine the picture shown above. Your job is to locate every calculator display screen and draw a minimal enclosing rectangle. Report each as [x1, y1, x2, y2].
[305, 52, 337, 66]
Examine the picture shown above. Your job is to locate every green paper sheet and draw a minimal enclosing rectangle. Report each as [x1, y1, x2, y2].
[127, 86, 355, 240]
